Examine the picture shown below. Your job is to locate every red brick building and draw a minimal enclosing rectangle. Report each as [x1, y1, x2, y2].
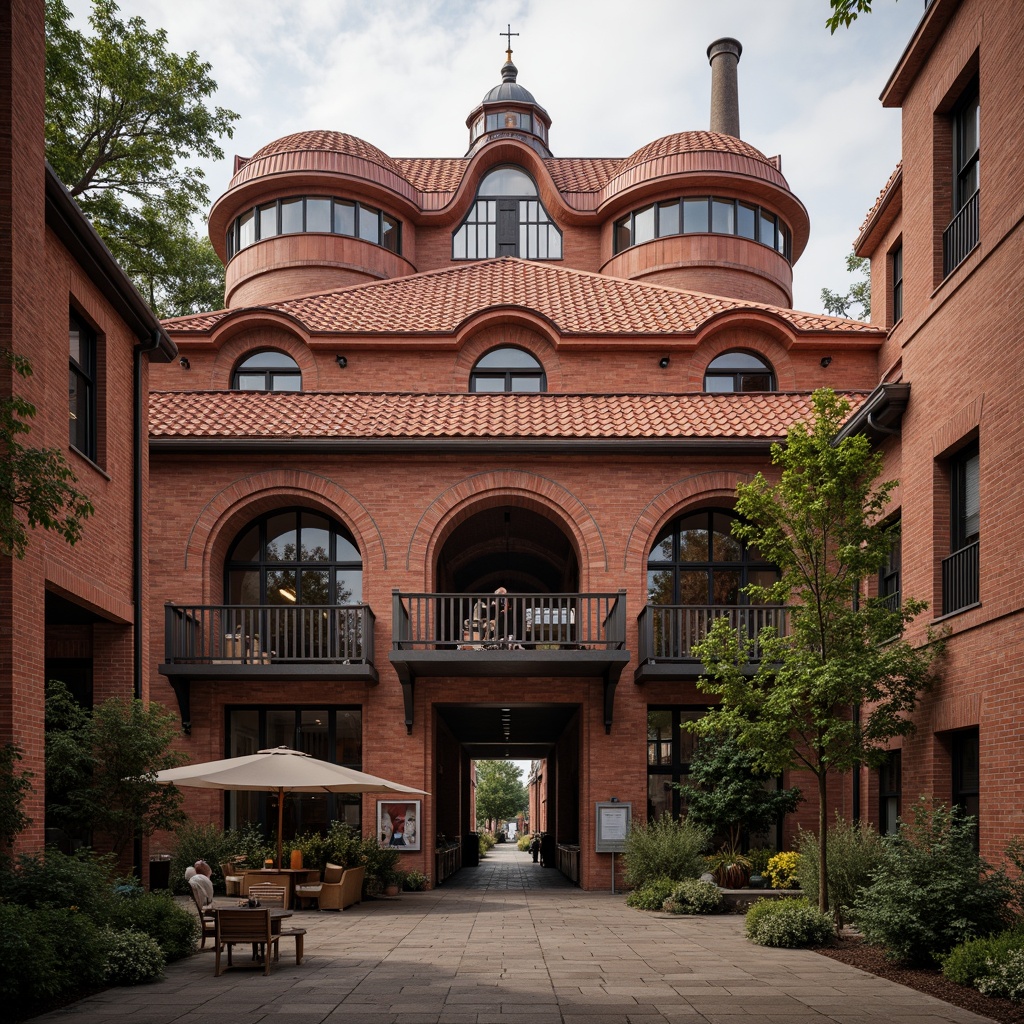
[0, 0, 175, 852]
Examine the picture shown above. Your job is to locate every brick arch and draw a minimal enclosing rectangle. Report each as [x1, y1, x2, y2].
[623, 471, 755, 573]
[183, 470, 387, 602]
[404, 470, 607, 585]
[210, 324, 321, 391]
[685, 323, 797, 391]
[451, 318, 562, 392]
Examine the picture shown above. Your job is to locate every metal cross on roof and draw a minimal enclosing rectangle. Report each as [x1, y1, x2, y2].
[500, 23, 519, 61]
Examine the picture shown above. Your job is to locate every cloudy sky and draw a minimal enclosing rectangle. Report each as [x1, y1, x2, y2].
[65, 0, 923, 312]
[59, 1, 924, 788]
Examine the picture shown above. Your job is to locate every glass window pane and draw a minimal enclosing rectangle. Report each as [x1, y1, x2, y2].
[746, 569, 780, 601]
[281, 198, 303, 234]
[478, 166, 537, 196]
[334, 200, 355, 235]
[267, 568, 297, 604]
[739, 373, 772, 392]
[708, 351, 770, 370]
[477, 347, 541, 369]
[510, 375, 542, 392]
[683, 198, 709, 233]
[647, 569, 674, 605]
[227, 570, 260, 604]
[301, 570, 330, 604]
[238, 208, 256, 247]
[704, 375, 734, 392]
[299, 710, 330, 759]
[657, 201, 680, 237]
[300, 514, 331, 560]
[229, 710, 260, 757]
[678, 515, 709, 560]
[306, 197, 332, 233]
[737, 203, 756, 239]
[334, 533, 360, 563]
[358, 205, 380, 243]
[267, 710, 294, 750]
[382, 215, 399, 252]
[486, 112, 500, 131]
[777, 225, 789, 255]
[548, 229, 562, 258]
[335, 710, 362, 766]
[265, 513, 296, 561]
[634, 205, 655, 244]
[335, 569, 362, 604]
[759, 211, 776, 247]
[270, 374, 301, 392]
[453, 226, 467, 258]
[712, 513, 743, 561]
[258, 203, 278, 239]
[678, 571, 710, 604]
[648, 774, 672, 821]
[615, 217, 631, 251]
[648, 710, 673, 765]
[231, 525, 260, 562]
[472, 376, 506, 392]
[711, 570, 740, 604]
[236, 374, 266, 391]
[711, 199, 735, 234]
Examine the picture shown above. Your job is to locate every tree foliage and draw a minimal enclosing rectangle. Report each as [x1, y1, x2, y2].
[691, 389, 943, 913]
[474, 761, 527, 830]
[1, 350, 95, 559]
[826, 1, 885, 33]
[821, 251, 871, 320]
[44, 0, 238, 316]
[676, 730, 801, 853]
[45, 680, 188, 856]
[0, 744, 33, 850]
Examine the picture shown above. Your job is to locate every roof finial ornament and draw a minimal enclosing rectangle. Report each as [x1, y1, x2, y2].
[500, 23, 519, 63]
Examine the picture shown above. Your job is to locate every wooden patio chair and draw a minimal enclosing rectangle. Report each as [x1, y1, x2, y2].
[214, 908, 280, 976]
[246, 883, 286, 907]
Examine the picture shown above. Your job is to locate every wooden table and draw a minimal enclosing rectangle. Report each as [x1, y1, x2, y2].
[215, 906, 293, 967]
[241, 869, 320, 909]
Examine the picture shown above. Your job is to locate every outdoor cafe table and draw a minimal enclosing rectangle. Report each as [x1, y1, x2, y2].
[242, 868, 319, 909]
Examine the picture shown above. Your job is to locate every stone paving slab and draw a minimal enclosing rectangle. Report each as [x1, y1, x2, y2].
[32, 845, 996, 1024]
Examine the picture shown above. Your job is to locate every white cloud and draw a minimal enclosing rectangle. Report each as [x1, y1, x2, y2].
[64, 0, 924, 312]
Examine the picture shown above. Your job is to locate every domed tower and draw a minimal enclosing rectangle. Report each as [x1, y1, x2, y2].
[465, 37, 552, 158]
[601, 38, 810, 307]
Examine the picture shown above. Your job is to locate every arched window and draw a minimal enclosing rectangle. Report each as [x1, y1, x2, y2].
[647, 509, 777, 606]
[452, 165, 562, 260]
[225, 509, 362, 607]
[232, 350, 302, 392]
[703, 351, 776, 392]
[469, 347, 545, 392]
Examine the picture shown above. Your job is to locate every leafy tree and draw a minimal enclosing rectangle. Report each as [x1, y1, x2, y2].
[45, 680, 188, 857]
[691, 389, 943, 914]
[1, 350, 94, 559]
[821, 251, 871, 320]
[44, 0, 238, 315]
[474, 761, 527, 831]
[826, 1, 890, 33]
[676, 730, 801, 854]
[0, 744, 33, 850]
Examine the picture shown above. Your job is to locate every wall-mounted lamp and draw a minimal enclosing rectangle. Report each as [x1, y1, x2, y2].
[659, 356, 670, 369]
[179, 356, 190, 369]
[336, 355, 348, 369]
[820, 356, 832, 368]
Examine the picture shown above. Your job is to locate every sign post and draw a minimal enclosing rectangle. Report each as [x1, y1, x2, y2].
[595, 801, 631, 894]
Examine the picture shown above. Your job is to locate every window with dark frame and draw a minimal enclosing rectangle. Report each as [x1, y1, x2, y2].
[68, 310, 97, 460]
[944, 78, 979, 276]
[951, 726, 980, 846]
[703, 350, 776, 392]
[879, 523, 901, 612]
[225, 706, 363, 837]
[232, 350, 302, 392]
[891, 243, 903, 325]
[879, 750, 901, 835]
[943, 442, 979, 614]
[647, 707, 705, 821]
[469, 346, 546, 392]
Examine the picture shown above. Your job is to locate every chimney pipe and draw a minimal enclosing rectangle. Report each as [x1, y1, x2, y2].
[707, 37, 742, 138]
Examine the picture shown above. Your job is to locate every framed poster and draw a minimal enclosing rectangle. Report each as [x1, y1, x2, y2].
[377, 799, 421, 851]
[595, 801, 631, 852]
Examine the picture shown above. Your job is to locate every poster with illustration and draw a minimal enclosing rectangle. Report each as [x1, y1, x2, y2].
[377, 800, 420, 851]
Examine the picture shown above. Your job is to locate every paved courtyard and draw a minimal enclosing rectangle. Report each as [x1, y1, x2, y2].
[34, 843, 994, 1024]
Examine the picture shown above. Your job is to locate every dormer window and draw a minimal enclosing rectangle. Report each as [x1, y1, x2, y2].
[453, 166, 562, 260]
[233, 350, 302, 392]
[470, 346, 545, 392]
[703, 351, 776, 392]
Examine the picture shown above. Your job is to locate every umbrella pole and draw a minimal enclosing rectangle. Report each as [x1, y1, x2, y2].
[277, 787, 284, 869]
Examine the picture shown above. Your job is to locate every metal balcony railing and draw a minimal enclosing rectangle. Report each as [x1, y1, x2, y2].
[942, 541, 980, 615]
[943, 189, 979, 277]
[636, 604, 789, 665]
[164, 603, 375, 665]
[391, 592, 626, 650]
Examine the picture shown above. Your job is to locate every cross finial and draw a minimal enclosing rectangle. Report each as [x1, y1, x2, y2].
[500, 23, 519, 62]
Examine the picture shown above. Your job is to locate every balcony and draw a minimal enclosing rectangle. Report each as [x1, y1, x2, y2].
[943, 189, 979, 277]
[389, 591, 629, 733]
[635, 604, 789, 683]
[159, 603, 378, 731]
[942, 541, 980, 616]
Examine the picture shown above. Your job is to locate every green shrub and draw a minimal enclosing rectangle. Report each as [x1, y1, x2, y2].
[170, 819, 245, 894]
[941, 926, 1024, 987]
[517, 833, 532, 852]
[747, 847, 773, 875]
[107, 888, 198, 961]
[285, 830, 330, 873]
[622, 814, 710, 888]
[977, 949, 1024, 1001]
[0, 848, 116, 919]
[626, 875, 677, 911]
[764, 851, 801, 889]
[0, 904, 107, 1018]
[745, 897, 835, 947]
[798, 817, 883, 926]
[403, 869, 429, 891]
[101, 927, 165, 985]
[663, 878, 723, 914]
[852, 800, 1014, 966]
[324, 820, 364, 867]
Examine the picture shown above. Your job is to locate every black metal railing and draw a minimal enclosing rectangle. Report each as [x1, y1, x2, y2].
[943, 189, 979, 277]
[636, 604, 789, 665]
[879, 590, 901, 613]
[942, 541, 980, 615]
[164, 603, 375, 664]
[391, 591, 626, 650]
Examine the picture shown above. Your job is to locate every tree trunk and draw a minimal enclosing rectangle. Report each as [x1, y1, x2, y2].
[817, 770, 828, 915]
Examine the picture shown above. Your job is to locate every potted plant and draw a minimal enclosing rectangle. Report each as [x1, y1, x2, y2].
[746, 847, 772, 888]
[384, 869, 405, 897]
[704, 844, 752, 889]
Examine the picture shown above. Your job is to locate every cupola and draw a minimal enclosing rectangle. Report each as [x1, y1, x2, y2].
[465, 38, 552, 158]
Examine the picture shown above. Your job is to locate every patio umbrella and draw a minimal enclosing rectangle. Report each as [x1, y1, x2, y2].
[154, 746, 427, 869]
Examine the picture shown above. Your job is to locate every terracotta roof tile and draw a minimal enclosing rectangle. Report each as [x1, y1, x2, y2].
[622, 131, 773, 171]
[545, 158, 622, 192]
[150, 390, 867, 441]
[393, 157, 468, 192]
[162, 259, 882, 338]
[858, 161, 903, 235]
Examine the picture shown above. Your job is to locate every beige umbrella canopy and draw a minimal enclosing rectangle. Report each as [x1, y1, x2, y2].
[155, 746, 427, 868]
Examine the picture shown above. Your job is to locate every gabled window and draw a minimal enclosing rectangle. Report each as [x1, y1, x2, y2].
[942, 442, 979, 614]
[68, 310, 97, 460]
[452, 166, 562, 261]
[232, 351, 301, 392]
[469, 346, 545, 392]
[703, 350, 776, 392]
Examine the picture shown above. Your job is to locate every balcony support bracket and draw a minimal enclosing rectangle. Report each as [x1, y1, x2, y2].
[603, 661, 625, 734]
[167, 676, 192, 735]
[393, 661, 415, 734]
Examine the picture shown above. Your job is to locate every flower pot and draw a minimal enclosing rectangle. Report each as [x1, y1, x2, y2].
[384, 884, 400, 897]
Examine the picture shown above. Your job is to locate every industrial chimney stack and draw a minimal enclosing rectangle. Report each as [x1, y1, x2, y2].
[707, 37, 742, 138]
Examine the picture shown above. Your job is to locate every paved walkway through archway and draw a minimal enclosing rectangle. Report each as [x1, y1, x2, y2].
[35, 843, 993, 1024]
